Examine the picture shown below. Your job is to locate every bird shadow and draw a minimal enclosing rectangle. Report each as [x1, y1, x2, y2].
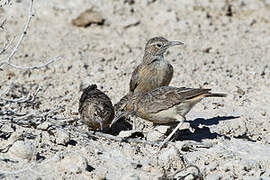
[175, 115, 240, 142]
[109, 117, 133, 136]
[108, 115, 241, 142]
[188, 115, 240, 127]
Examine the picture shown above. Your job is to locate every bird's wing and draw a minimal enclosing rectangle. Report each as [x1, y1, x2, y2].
[163, 63, 173, 86]
[78, 89, 90, 113]
[78, 88, 114, 117]
[114, 93, 130, 112]
[78, 85, 97, 113]
[139, 86, 211, 113]
[129, 64, 143, 92]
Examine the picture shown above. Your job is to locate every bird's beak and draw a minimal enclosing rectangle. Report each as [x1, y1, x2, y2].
[165, 40, 184, 47]
[110, 111, 128, 127]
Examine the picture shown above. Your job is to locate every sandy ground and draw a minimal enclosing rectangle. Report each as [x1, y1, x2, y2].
[0, 0, 270, 179]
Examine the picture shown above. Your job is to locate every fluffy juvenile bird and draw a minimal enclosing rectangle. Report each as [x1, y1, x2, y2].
[78, 84, 114, 130]
[130, 37, 184, 94]
[112, 86, 226, 147]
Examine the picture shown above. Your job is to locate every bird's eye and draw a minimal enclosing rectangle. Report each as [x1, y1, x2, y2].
[156, 43, 162, 48]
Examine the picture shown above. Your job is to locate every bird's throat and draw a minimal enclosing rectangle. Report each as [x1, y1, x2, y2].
[143, 54, 164, 65]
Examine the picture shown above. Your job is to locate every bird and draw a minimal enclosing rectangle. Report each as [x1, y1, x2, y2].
[78, 84, 114, 131]
[112, 86, 226, 147]
[113, 93, 131, 119]
[129, 36, 184, 95]
[113, 92, 138, 129]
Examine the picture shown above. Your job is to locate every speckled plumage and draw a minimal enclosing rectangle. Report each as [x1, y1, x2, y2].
[79, 84, 114, 130]
[113, 93, 131, 117]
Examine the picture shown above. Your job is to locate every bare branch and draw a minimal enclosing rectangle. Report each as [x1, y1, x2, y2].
[0, 19, 7, 30]
[0, 0, 62, 69]
[4, 56, 62, 70]
[0, 106, 64, 126]
[0, 82, 64, 128]
[0, 0, 11, 7]
[0, 85, 40, 103]
[172, 165, 203, 180]
[0, 135, 24, 153]
[12, 113, 35, 121]
[41, 106, 64, 120]
[72, 128, 160, 146]
[0, 36, 16, 55]
[0, 0, 34, 64]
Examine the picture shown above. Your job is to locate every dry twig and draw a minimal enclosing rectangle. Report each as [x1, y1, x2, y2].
[172, 164, 203, 180]
[0, 0, 61, 69]
[0, 0, 11, 7]
[72, 127, 160, 146]
[0, 85, 40, 103]
[0, 36, 15, 55]
[0, 135, 24, 153]
[0, 19, 7, 30]
[0, 106, 64, 127]
[0, 0, 34, 66]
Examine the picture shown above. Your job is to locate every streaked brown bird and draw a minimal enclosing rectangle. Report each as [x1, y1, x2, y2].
[78, 84, 114, 130]
[130, 37, 184, 94]
[112, 86, 226, 147]
[113, 93, 131, 118]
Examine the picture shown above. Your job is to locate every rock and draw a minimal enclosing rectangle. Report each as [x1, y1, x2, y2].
[118, 130, 141, 138]
[243, 176, 260, 180]
[261, 169, 270, 180]
[37, 122, 52, 130]
[146, 125, 170, 142]
[58, 153, 88, 174]
[207, 162, 218, 171]
[0, 124, 14, 133]
[71, 8, 105, 27]
[205, 173, 223, 180]
[55, 129, 70, 145]
[219, 162, 232, 172]
[158, 145, 185, 171]
[9, 140, 35, 161]
[120, 173, 140, 180]
[173, 165, 203, 180]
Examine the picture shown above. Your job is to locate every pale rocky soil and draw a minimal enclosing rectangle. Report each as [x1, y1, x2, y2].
[0, 0, 270, 179]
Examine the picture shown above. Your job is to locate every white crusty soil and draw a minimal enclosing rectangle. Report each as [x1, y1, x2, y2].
[0, 0, 270, 179]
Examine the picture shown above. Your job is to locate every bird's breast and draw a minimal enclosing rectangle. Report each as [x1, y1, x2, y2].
[136, 60, 173, 94]
[151, 60, 172, 85]
[138, 105, 179, 124]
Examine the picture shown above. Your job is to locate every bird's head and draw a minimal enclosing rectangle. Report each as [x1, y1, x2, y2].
[110, 93, 139, 127]
[80, 83, 97, 92]
[144, 36, 184, 57]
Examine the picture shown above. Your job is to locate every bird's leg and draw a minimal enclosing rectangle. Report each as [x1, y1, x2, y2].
[159, 121, 183, 148]
[159, 115, 186, 149]
[131, 116, 137, 130]
[99, 122, 103, 131]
